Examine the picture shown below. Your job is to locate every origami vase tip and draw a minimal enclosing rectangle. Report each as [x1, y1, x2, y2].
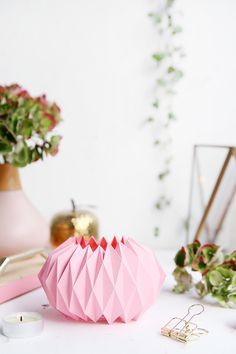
[111, 236, 118, 249]
[100, 237, 108, 250]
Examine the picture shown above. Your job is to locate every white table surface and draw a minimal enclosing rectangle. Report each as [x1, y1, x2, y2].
[0, 250, 235, 354]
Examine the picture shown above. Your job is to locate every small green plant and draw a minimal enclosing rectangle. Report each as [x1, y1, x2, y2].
[173, 241, 236, 308]
[0, 84, 62, 167]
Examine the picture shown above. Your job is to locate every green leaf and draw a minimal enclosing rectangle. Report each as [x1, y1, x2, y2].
[172, 25, 183, 35]
[148, 13, 162, 24]
[154, 227, 159, 237]
[192, 240, 201, 254]
[209, 270, 223, 286]
[173, 283, 186, 294]
[167, 66, 175, 74]
[49, 135, 61, 156]
[30, 146, 43, 162]
[183, 219, 190, 232]
[174, 247, 186, 267]
[168, 112, 176, 120]
[21, 120, 33, 138]
[0, 142, 12, 154]
[167, 0, 175, 8]
[225, 251, 236, 262]
[232, 273, 236, 287]
[172, 266, 192, 292]
[152, 52, 166, 62]
[195, 280, 209, 297]
[154, 139, 160, 145]
[0, 124, 16, 143]
[158, 170, 170, 180]
[12, 140, 30, 167]
[218, 267, 232, 279]
[155, 202, 161, 210]
[146, 117, 154, 123]
[153, 100, 159, 108]
[157, 79, 167, 87]
[40, 118, 52, 132]
[0, 103, 14, 116]
[167, 66, 184, 80]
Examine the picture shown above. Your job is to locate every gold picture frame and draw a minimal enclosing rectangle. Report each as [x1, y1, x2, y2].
[186, 144, 236, 246]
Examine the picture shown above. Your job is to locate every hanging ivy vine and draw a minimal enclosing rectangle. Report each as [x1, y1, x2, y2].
[147, 0, 185, 237]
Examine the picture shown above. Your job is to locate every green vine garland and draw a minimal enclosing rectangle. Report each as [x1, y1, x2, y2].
[148, 0, 184, 236]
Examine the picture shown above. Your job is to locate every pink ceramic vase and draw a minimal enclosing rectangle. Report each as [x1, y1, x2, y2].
[39, 236, 165, 323]
[0, 164, 49, 257]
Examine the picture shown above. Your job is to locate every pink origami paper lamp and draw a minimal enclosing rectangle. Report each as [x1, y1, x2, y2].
[39, 236, 165, 324]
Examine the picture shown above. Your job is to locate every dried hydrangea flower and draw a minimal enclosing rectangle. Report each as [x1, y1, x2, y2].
[0, 83, 62, 167]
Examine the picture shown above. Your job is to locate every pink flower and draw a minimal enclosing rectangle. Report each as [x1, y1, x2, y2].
[36, 94, 48, 106]
[17, 89, 30, 98]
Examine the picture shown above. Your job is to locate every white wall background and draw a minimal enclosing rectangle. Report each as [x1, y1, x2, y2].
[0, 0, 236, 248]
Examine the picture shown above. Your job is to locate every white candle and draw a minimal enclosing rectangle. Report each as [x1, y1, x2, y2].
[2, 312, 44, 338]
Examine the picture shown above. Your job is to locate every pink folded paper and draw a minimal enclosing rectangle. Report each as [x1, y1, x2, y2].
[39, 236, 165, 324]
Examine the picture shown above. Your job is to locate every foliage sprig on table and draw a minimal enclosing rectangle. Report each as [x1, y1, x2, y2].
[173, 241, 236, 308]
[0, 84, 62, 167]
[148, 0, 184, 237]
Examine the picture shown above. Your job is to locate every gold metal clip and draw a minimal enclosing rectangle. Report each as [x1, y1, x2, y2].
[161, 304, 208, 343]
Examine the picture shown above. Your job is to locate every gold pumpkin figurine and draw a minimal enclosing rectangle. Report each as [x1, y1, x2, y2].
[50, 200, 99, 247]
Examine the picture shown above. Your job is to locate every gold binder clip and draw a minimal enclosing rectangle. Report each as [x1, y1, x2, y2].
[161, 304, 208, 343]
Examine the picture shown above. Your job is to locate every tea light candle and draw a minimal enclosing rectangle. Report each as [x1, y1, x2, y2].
[2, 312, 44, 338]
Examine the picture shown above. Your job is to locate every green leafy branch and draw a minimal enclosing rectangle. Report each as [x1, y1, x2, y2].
[173, 241, 236, 308]
[147, 0, 184, 236]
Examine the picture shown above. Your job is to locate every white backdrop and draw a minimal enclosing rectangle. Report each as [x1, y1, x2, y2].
[0, 0, 236, 248]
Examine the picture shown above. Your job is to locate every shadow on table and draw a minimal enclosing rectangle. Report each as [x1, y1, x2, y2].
[38, 306, 127, 326]
[161, 286, 225, 309]
[0, 328, 9, 343]
[226, 321, 236, 331]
